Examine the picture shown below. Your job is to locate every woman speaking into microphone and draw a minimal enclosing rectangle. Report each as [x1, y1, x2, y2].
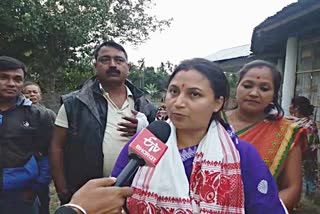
[112, 58, 287, 213]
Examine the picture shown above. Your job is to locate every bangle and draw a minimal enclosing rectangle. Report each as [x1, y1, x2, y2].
[63, 203, 87, 214]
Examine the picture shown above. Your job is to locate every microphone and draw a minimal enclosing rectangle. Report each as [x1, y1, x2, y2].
[114, 121, 171, 187]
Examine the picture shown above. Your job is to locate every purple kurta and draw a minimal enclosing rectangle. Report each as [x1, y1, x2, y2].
[112, 131, 286, 213]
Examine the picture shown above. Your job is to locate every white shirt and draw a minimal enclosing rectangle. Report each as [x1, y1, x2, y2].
[55, 85, 135, 176]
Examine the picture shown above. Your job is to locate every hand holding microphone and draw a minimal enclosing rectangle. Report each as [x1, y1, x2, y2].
[54, 177, 133, 214]
[114, 121, 171, 187]
[54, 121, 171, 214]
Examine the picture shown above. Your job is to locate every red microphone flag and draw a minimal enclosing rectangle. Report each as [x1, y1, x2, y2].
[129, 128, 168, 167]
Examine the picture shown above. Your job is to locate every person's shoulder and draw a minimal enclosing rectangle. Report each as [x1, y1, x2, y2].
[280, 117, 307, 135]
[236, 139, 263, 163]
[137, 96, 155, 106]
[20, 104, 47, 122]
[61, 78, 98, 103]
[236, 138, 256, 153]
[265, 117, 297, 130]
[279, 117, 302, 128]
[125, 80, 150, 101]
[30, 104, 55, 120]
[45, 106, 56, 114]
[27, 103, 43, 112]
[44, 106, 57, 119]
[61, 90, 80, 103]
[280, 117, 293, 123]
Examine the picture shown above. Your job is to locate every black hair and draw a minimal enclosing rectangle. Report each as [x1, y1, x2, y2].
[23, 81, 42, 94]
[93, 41, 128, 60]
[238, 59, 284, 120]
[168, 58, 230, 128]
[0, 56, 27, 75]
[291, 96, 314, 117]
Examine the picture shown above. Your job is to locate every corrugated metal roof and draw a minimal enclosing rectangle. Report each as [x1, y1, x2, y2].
[254, 0, 319, 31]
[205, 44, 251, 62]
[254, 2, 299, 30]
[251, 0, 320, 53]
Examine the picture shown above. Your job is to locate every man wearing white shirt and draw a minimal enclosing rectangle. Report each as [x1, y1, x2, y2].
[50, 41, 156, 204]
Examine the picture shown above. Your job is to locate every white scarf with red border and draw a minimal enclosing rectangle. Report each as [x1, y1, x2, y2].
[127, 121, 245, 214]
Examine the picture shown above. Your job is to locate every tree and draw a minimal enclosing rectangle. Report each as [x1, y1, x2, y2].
[225, 72, 238, 98]
[0, 0, 172, 94]
[128, 60, 171, 89]
[224, 72, 238, 109]
[144, 83, 158, 96]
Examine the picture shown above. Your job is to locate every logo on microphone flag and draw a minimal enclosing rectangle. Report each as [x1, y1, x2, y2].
[129, 129, 168, 166]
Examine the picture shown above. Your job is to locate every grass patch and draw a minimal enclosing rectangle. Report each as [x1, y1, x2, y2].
[49, 182, 60, 213]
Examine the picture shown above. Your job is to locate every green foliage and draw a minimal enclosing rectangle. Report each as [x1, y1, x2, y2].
[144, 83, 158, 96]
[55, 58, 95, 93]
[0, 0, 172, 92]
[128, 59, 172, 95]
[225, 72, 238, 98]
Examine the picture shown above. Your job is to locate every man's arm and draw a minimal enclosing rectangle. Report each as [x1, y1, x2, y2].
[50, 125, 72, 203]
[32, 106, 55, 187]
[54, 177, 133, 214]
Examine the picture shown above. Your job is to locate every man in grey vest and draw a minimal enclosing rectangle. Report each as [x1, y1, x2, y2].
[50, 41, 157, 204]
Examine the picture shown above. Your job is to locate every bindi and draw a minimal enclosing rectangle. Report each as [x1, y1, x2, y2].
[256, 76, 260, 79]
[182, 83, 185, 88]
